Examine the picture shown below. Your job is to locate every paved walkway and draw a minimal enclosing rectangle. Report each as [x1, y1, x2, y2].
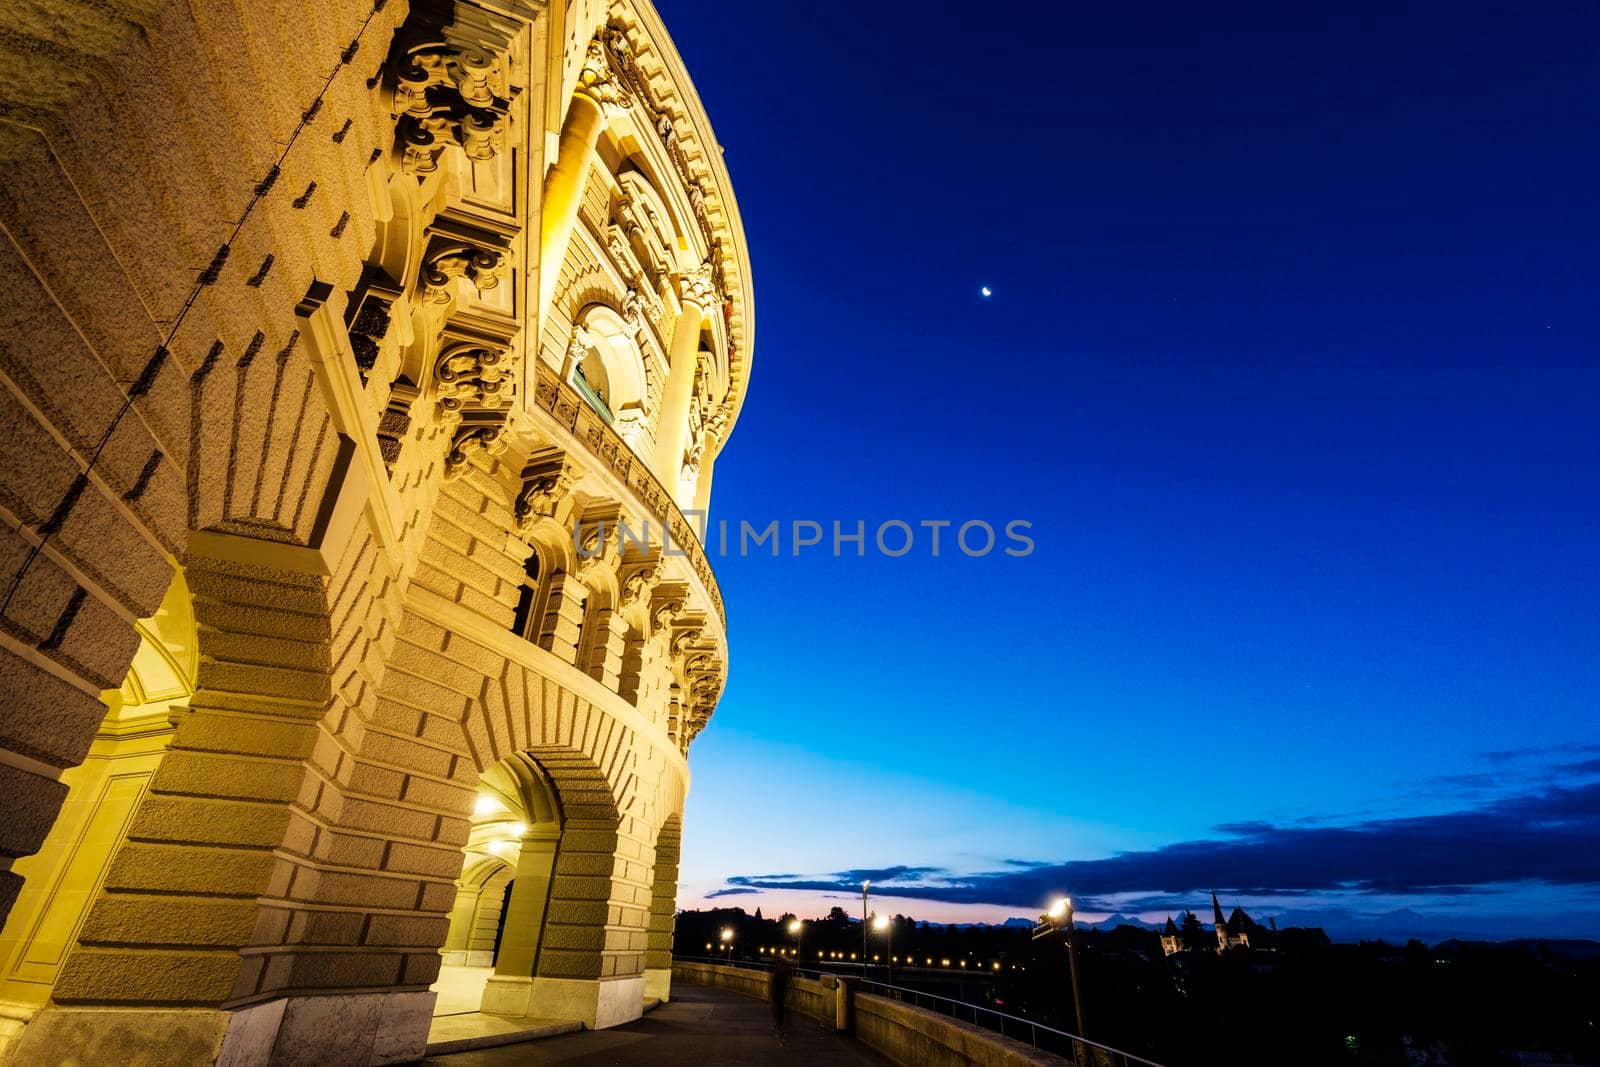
[419, 982, 888, 1065]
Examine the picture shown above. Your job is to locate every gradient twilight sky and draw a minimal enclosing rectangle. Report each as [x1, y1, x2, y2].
[652, 0, 1600, 939]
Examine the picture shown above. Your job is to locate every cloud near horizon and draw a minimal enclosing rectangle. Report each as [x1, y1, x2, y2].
[712, 777, 1600, 912]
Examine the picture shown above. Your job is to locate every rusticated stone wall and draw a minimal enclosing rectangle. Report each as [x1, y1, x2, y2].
[0, 0, 754, 1062]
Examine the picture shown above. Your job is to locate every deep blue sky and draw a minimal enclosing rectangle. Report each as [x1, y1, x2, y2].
[655, 0, 1600, 938]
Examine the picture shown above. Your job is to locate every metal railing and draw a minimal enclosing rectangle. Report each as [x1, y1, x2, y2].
[674, 956, 1164, 1067]
[855, 977, 1164, 1067]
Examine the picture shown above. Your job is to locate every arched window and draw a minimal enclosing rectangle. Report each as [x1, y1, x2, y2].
[573, 346, 612, 421]
[567, 304, 650, 452]
[510, 549, 541, 639]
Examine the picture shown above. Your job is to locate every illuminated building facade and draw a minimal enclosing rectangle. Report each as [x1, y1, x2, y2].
[0, 0, 750, 1062]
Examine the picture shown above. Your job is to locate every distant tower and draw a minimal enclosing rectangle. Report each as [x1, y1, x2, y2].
[1212, 891, 1251, 953]
[1160, 917, 1181, 956]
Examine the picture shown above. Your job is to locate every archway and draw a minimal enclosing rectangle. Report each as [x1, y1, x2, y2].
[0, 567, 196, 1051]
[432, 754, 562, 1018]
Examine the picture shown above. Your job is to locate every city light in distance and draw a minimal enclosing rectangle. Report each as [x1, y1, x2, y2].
[980, 285, 993, 298]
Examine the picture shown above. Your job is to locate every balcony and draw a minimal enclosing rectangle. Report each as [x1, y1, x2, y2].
[528, 360, 725, 629]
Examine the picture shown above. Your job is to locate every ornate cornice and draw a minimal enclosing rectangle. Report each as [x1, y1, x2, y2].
[600, 10, 753, 454]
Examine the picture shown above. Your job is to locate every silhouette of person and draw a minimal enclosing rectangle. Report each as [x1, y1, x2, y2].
[769, 955, 792, 1040]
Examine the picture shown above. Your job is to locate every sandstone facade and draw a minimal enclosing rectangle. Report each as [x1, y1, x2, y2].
[0, 0, 751, 1062]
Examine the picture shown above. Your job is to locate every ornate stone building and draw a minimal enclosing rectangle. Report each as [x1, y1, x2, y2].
[0, 0, 751, 1062]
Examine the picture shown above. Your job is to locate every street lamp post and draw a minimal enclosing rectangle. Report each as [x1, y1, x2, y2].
[861, 881, 870, 974]
[788, 918, 803, 964]
[720, 926, 733, 965]
[1039, 896, 1087, 1042]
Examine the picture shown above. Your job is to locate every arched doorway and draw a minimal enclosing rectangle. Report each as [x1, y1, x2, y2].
[431, 753, 561, 1018]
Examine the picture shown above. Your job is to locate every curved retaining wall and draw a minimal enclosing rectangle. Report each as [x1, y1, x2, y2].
[672, 961, 1070, 1066]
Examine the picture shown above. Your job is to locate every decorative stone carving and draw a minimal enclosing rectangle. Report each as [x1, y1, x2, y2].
[689, 674, 722, 710]
[576, 35, 630, 111]
[444, 421, 508, 478]
[422, 243, 504, 303]
[670, 627, 702, 657]
[652, 598, 685, 632]
[574, 513, 620, 562]
[622, 287, 646, 327]
[515, 461, 582, 528]
[565, 332, 590, 373]
[435, 342, 511, 413]
[389, 35, 512, 174]
[621, 564, 662, 611]
[685, 651, 718, 676]
[614, 407, 649, 452]
[680, 261, 718, 310]
[605, 227, 644, 285]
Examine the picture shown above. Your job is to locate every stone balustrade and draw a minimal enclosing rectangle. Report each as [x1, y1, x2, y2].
[530, 361, 726, 628]
[672, 961, 1076, 1067]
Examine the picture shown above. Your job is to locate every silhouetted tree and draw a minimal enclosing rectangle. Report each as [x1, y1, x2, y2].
[1179, 910, 1208, 952]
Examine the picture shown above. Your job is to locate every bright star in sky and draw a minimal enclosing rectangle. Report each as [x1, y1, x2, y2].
[980, 285, 992, 298]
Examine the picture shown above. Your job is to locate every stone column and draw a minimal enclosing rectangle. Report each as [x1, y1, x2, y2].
[467, 877, 512, 966]
[584, 608, 629, 689]
[691, 430, 717, 515]
[537, 573, 588, 665]
[440, 881, 483, 966]
[618, 632, 644, 705]
[643, 817, 681, 1002]
[652, 271, 714, 486]
[537, 94, 606, 330]
[480, 828, 560, 1016]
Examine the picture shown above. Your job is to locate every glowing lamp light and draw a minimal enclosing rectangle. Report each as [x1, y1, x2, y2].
[980, 286, 993, 299]
[508, 822, 526, 838]
[1047, 896, 1071, 920]
[719, 928, 733, 943]
[473, 794, 505, 817]
[788, 919, 802, 934]
[872, 914, 890, 932]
